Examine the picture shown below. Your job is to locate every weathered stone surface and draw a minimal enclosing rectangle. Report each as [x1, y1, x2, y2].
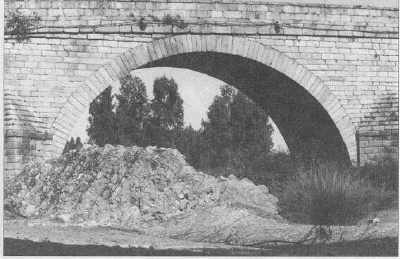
[4, 0, 398, 177]
[5, 145, 281, 241]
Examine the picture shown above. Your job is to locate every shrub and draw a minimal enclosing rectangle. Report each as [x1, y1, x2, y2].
[6, 10, 41, 42]
[357, 154, 398, 193]
[202, 152, 295, 198]
[279, 164, 392, 226]
[251, 152, 295, 195]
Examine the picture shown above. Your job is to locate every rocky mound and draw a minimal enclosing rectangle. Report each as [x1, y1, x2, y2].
[5, 145, 282, 243]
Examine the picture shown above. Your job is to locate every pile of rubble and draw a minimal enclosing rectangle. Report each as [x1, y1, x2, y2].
[5, 145, 282, 244]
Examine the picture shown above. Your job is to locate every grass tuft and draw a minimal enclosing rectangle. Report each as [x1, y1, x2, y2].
[279, 163, 393, 226]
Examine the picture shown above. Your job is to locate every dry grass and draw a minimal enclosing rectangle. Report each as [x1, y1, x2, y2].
[279, 163, 393, 226]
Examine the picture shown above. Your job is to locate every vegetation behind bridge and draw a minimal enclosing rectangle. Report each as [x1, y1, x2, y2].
[69, 75, 282, 185]
[63, 74, 398, 227]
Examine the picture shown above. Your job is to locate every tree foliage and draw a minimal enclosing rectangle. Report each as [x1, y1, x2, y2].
[87, 75, 184, 149]
[86, 78, 276, 183]
[5, 10, 41, 42]
[199, 85, 234, 169]
[176, 125, 201, 167]
[230, 90, 273, 171]
[62, 137, 83, 154]
[196, 85, 273, 175]
[115, 75, 150, 146]
[147, 76, 184, 148]
[87, 87, 117, 146]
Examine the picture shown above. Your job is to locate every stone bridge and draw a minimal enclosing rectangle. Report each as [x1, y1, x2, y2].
[4, 0, 399, 180]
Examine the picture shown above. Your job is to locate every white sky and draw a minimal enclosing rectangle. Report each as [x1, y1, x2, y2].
[133, 68, 222, 129]
[71, 67, 289, 152]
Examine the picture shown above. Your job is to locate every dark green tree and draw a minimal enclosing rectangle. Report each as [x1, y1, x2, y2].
[176, 125, 201, 167]
[62, 137, 75, 154]
[196, 85, 274, 177]
[147, 76, 184, 148]
[87, 86, 117, 146]
[115, 75, 150, 146]
[230, 91, 273, 171]
[62, 137, 84, 153]
[199, 85, 234, 169]
[75, 137, 83, 151]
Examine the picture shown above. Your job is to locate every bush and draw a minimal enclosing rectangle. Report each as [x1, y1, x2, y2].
[279, 164, 393, 226]
[252, 152, 295, 195]
[201, 152, 295, 198]
[357, 154, 398, 193]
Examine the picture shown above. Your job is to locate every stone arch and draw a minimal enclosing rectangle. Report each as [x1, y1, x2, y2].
[50, 35, 357, 163]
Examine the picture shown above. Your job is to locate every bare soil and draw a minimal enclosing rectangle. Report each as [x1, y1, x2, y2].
[4, 209, 398, 256]
[4, 237, 398, 256]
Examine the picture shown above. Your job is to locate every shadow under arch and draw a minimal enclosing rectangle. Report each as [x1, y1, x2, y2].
[50, 35, 357, 164]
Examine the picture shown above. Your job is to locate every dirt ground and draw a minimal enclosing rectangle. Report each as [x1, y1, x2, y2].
[3, 219, 251, 251]
[4, 236, 398, 256]
[4, 208, 398, 256]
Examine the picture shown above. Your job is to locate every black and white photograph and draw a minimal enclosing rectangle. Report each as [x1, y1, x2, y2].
[2, 0, 399, 256]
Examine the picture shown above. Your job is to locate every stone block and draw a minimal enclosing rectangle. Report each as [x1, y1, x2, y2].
[4, 0, 399, 178]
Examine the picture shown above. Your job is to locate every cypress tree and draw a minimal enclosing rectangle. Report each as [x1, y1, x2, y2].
[115, 75, 150, 146]
[148, 76, 184, 148]
[87, 86, 117, 146]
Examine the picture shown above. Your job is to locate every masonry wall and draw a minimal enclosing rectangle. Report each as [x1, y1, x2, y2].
[4, 0, 399, 177]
